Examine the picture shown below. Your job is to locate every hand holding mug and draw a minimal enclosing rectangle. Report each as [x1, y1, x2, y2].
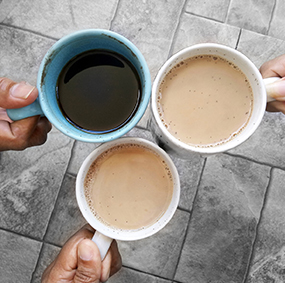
[42, 225, 122, 283]
[0, 77, 51, 151]
[260, 54, 285, 114]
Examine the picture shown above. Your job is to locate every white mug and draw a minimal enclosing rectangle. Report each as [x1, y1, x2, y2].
[76, 137, 180, 260]
[149, 43, 279, 158]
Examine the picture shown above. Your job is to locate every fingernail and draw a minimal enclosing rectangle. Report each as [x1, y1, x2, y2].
[10, 82, 35, 99]
[78, 240, 94, 261]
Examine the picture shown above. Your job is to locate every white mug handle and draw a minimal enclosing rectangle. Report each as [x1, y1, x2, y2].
[264, 77, 281, 102]
[92, 231, 113, 260]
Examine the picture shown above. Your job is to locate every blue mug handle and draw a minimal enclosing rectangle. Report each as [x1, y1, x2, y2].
[6, 99, 44, 121]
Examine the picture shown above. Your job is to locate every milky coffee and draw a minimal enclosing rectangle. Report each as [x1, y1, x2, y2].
[84, 144, 173, 230]
[157, 55, 254, 147]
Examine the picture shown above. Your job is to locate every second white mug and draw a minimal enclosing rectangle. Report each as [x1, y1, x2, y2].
[76, 137, 180, 260]
[149, 43, 278, 158]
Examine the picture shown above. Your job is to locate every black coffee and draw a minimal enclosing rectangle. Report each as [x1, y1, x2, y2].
[56, 50, 141, 133]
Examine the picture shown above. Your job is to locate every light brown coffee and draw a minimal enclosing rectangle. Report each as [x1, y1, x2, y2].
[84, 144, 173, 230]
[157, 55, 253, 147]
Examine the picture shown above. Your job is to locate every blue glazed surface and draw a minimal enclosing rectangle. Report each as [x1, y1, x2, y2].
[7, 98, 44, 121]
[9, 29, 151, 143]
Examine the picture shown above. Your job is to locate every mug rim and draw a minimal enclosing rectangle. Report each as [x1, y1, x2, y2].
[37, 29, 151, 143]
[76, 137, 180, 241]
[151, 43, 267, 154]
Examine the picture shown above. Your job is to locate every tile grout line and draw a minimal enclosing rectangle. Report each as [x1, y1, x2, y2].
[224, 0, 233, 24]
[183, 10, 224, 24]
[0, 229, 46, 282]
[30, 241, 62, 282]
[0, 226, 42, 243]
[68, 0, 76, 27]
[224, 152, 285, 171]
[0, 22, 59, 41]
[267, 0, 277, 35]
[41, 141, 76, 243]
[30, 244, 45, 282]
[235, 28, 242, 49]
[109, 0, 122, 30]
[241, 167, 274, 283]
[171, 157, 208, 281]
[135, 124, 149, 131]
[29, 142, 76, 282]
[167, 0, 188, 58]
[121, 265, 173, 282]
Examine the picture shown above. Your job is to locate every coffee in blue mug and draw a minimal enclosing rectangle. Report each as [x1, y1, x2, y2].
[7, 29, 151, 143]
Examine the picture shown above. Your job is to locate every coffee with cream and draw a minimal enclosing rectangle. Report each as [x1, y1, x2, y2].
[84, 143, 173, 230]
[157, 55, 253, 147]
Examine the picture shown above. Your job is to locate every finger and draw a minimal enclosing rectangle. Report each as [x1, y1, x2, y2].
[41, 260, 56, 283]
[10, 116, 40, 150]
[101, 240, 122, 282]
[0, 77, 38, 109]
[107, 240, 122, 279]
[42, 226, 95, 282]
[0, 116, 40, 151]
[266, 101, 285, 115]
[101, 248, 112, 282]
[0, 107, 13, 122]
[75, 239, 102, 283]
[100, 240, 122, 282]
[260, 55, 285, 78]
[26, 117, 52, 148]
[0, 117, 52, 151]
[266, 77, 285, 101]
[55, 226, 95, 272]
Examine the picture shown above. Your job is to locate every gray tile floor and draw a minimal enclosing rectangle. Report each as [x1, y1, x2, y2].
[1, 1, 285, 282]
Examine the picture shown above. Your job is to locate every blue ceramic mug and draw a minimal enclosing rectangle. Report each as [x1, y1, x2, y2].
[7, 29, 151, 143]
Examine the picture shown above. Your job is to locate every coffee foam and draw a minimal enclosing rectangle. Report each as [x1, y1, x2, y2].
[157, 54, 254, 148]
[84, 143, 173, 231]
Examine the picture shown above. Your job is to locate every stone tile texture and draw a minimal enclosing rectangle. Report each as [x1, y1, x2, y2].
[185, 0, 231, 22]
[174, 154, 270, 283]
[108, 267, 172, 283]
[172, 13, 241, 54]
[111, 0, 185, 80]
[31, 243, 61, 283]
[1, 1, 285, 282]
[118, 209, 190, 279]
[268, 0, 285, 41]
[0, 26, 55, 84]
[43, 174, 86, 246]
[0, 128, 73, 239]
[1, 0, 119, 39]
[246, 169, 285, 283]
[0, 229, 42, 283]
[237, 29, 285, 70]
[228, 112, 285, 168]
[247, 246, 285, 283]
[226, 0, 275, 34]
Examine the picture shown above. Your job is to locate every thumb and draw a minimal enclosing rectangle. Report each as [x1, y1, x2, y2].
[0, 77, 38, 109]
[74, 239, 102, 283]
[266, 77, 285, 101]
